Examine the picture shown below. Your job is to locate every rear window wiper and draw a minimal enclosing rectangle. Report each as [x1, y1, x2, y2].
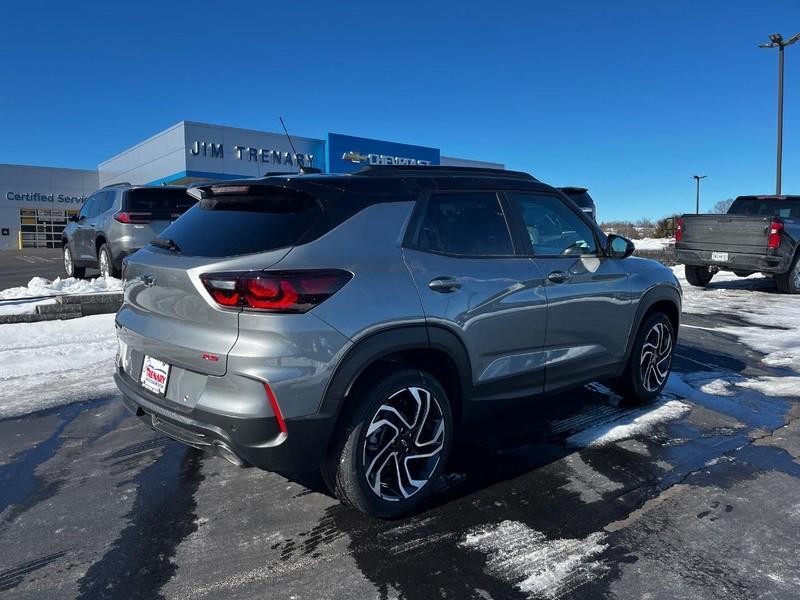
[151, 237, 181, 253]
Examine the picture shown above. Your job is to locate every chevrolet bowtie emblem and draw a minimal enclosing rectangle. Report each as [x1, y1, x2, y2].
[342, 151, 369, 163]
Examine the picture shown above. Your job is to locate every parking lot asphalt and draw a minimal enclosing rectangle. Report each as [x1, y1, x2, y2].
[0, 249, 77, 290]
[2, 276, 800, 599]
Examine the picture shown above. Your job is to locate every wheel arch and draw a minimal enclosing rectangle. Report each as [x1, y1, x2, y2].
[95, 234, 108, 257]
[621, 285, 681, 370]
[317, 324, 472, 452]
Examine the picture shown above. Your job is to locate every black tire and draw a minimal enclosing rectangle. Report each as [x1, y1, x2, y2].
[684, 265, 714, 287]
[63, 244, 86, 278]
[98, 243, 120, 278]
[776, 253, 800, 294]
[611, 312, 675, 406]
[322, 368, 453, 518]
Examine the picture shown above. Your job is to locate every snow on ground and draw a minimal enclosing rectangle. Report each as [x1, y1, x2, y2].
[0, 297, 57, 316]
[633, 237, 674, 251]
[674, 265, 800, 371]
[0, 314, 117, 418]
[566, 397, 690, 448]
[0, 275, 122, 300]
[461, 520, 608, 599]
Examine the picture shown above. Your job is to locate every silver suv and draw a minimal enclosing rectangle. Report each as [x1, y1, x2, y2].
[62, 184, 193, 279]
[114, 166, 681, 518]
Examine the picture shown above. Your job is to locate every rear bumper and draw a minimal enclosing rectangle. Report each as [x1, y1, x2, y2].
[114, 370, 335, 471]
[675, 247, 789, 273]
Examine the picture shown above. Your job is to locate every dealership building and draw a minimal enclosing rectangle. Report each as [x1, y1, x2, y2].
[0, 121, 503, 250]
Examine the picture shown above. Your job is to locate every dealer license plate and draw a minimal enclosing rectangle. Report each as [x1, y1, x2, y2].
[140, 356, 170, 396]
[711, 252, 729, 262]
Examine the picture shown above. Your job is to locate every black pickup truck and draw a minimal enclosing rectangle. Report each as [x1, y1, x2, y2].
[675, 195, 800, 293]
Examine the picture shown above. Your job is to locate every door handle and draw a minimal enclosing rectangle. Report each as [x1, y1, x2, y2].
[547, 270, 571, 284]
[428, 277, 461, 293]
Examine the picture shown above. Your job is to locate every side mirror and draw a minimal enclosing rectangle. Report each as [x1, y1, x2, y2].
[607, 234, 635, 259]
[69, 215, 80, 223]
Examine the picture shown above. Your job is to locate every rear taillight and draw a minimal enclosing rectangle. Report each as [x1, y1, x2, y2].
[200, 270, 352, 313]
[675, 218, 684, 242]
[114, 211, 153, 224]
[768, 220, 784, 249]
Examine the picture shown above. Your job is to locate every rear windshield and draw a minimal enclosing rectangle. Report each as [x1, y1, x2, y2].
[126, 188, 195, 213]
[154, 188, 323, 257]
[729, 198, 800, 218]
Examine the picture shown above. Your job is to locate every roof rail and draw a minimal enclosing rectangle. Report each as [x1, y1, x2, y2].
[101, 182, 132, 188]
[352, 165, 536, 180]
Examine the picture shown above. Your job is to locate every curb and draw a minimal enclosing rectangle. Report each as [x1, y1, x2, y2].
[0, 293, 122, 324]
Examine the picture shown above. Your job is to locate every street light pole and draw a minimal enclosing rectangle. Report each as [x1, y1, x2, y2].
[759, 32, 800, 195]
[692, 175, 707, 214]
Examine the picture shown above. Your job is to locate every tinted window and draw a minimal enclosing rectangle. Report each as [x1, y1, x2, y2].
[156, 188, 323, 257]
[96, 191, 114, 215]
[511, 193, 598, 256]
[729, 198, 800, 218]
[79, 195, 98, 219]
[416, 191, 513, 256]
[126, 188, 195, 214]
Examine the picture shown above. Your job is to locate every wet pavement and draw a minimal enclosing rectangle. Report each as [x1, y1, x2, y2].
[2, 277, 800, 599]
[0, 249, 66, 290]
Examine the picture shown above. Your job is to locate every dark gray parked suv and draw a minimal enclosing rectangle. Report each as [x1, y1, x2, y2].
[62, 183, 193, 279]
[114, 166, 681, 517]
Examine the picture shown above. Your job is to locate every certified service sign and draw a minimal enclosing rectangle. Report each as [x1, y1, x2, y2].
[327, 133, 440, 173]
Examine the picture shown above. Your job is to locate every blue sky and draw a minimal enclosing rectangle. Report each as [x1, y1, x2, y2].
[1, 0, 798, 221]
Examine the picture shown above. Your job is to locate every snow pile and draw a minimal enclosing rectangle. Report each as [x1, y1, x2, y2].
[461, 520, 608, 599]
[0, 276, 122, 300]
[0, 298, 57, 316]
[566, 399, 690, 448]
[634, 237, 674, 251]
[673, 265, 800, 370]
[0, 314, 118, 418]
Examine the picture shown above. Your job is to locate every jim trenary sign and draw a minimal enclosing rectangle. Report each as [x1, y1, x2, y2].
[189, 141, 315, 168]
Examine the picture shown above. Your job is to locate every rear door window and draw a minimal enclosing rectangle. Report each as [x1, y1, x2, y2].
[78, 195, 97, 220]
[96, 191, 115, 215]
[414, 191, 514, 256]
[155, 187, 324, 257]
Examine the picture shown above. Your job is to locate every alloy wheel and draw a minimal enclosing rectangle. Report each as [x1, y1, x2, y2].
[100, 250, 110, 278]
[362, 386, 445, 501]
[640, 322, 673, 393]
[64, 247, 73, 276]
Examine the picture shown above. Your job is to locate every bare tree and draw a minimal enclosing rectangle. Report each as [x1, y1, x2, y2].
[711, 198, 735, 214]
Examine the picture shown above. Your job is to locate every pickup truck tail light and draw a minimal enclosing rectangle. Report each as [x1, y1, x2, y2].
[200, 270, 352, 313]
[767, 220, 784, 249]
[675, 218, 684, 242]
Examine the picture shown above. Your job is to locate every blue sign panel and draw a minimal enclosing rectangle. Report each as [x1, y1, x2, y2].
[327, 133, 440, 173]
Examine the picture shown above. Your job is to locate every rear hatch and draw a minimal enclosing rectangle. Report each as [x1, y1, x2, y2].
[116, 183, 325, 378]
[121, 187, 196, 238]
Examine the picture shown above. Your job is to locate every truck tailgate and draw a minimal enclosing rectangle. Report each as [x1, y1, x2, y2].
[678, 215, 771, 252]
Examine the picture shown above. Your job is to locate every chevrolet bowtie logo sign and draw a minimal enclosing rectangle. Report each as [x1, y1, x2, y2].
[342, 151, 370, 163]
[342, 151, 432, 166]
